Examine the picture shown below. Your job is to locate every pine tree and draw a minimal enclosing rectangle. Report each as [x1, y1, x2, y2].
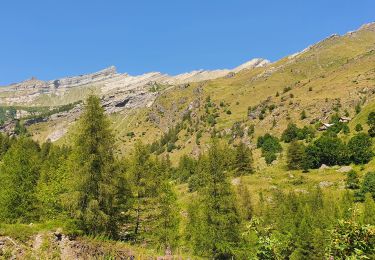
[67, 95, 123, 237]
[287, 141, 306, 170]
[155, 181, 180, 250]
[0, 136, 41, 222]
[234, 142, 253, 175]
[189, 140, 241, 258]
[127, 142, 158, 241]
[36, 144, 70, 219]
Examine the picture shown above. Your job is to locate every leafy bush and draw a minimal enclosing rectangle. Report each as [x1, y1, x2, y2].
[355, 123, 363, 132]
[305, 135, 348, 168]
[326, 220, 375, 259]
[368, 111, 375, 137]
[264, 152, 277, 165]
[345, 170, 360, 189]
[281, 123, 315, 143]
[257, 134, 282, 154]
[257, 134, 282, 164]
[347, 133, 373, 164]
[356, 172, 375, 201]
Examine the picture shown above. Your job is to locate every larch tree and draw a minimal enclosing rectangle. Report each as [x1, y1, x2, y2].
[67, 95, 123, 237]
[287, 141, 307, 170]
[0, 136, 41, 222]
[234, 142, 253, 175]
[127, 142, 157, 242]
[188, 140, 241, 259]
[154, 178, 180, 251]
[36, 144, 72, 220]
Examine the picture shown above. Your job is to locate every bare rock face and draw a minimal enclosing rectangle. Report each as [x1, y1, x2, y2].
[48, 66, 118, 89]
[231, 58, 270, 73]
[5, 77, 48, 91]
[359, 21, 375, 32]
[336, 166, 353, 173]
[0, 57, 269, 142]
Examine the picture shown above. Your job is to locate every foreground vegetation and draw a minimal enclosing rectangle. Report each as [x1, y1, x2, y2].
[0, 95, 375, 259]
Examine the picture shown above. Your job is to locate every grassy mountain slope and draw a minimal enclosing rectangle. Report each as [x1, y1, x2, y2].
[21, 22, 375, 163]
[95, 23, 374, 160]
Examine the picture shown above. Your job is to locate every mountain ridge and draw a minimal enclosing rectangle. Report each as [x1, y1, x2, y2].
[0, 22, 374, 158]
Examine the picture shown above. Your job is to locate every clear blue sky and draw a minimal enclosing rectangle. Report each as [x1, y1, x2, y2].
[1, 0, 374, 85]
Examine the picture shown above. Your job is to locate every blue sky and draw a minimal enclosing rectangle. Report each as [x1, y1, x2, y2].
[0, 0, 374, 85]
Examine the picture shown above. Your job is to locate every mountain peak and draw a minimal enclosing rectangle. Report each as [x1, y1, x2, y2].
[359, 21, 375, 31]
[232, 58, 270, 73]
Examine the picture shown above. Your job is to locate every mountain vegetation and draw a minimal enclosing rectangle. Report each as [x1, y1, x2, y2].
[1, 22, 375, 258]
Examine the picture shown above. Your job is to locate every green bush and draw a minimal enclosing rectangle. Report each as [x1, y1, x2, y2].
[355, 123, 363, 132]
[347, 133, 373, 164]
[345, 170, 360, 189]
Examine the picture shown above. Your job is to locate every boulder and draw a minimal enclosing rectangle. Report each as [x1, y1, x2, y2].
[336, 166, 353, 173]
[319, 181, 333, 188]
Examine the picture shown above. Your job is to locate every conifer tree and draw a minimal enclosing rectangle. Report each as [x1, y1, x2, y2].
[155, 181, 180, 250]
[234, 142, 253, 175]
[0, 136, 41, 222]
[188, 140, 241, 258]
[287, 141, 306, 170]
[67, 95, 123, 237]
[37, 144, 70, 219]
[127, 142, 157, 241]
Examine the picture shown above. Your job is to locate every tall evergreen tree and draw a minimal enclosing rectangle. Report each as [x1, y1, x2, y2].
[67, 95, 123, 237]
[188, 140, 241, 259]
[287, 141, 306, 170]
[127, 142, 158, 241]
[154, 180, 180, 250]
[0, 136, 41, 222]
[37, 144, 70, 219]
[234, 142, 253, 175]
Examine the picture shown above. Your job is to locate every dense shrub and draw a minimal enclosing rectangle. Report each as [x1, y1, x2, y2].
[347, 133, 373, 164]
[305, 135, 348, 168]
[345, 170, 360, 189]
[281, 123, 315, 143]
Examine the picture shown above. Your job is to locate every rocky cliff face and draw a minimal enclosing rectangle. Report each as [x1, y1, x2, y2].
[0, 58, 270, 107]
[0, 58, 270, 141]
[49, 66, 118, 89]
